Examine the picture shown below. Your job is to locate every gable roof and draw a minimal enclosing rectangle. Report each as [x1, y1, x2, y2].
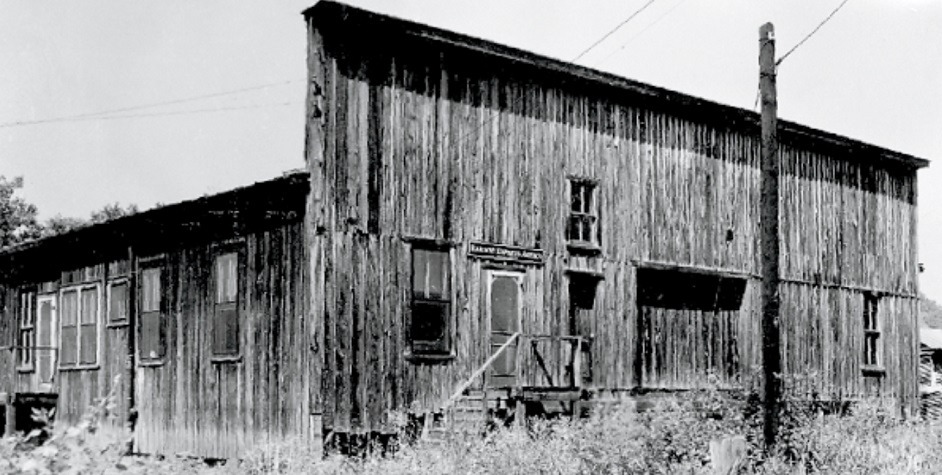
[303, 1, 929, 170]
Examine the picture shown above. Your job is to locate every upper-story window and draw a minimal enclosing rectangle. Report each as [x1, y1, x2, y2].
[567, 179, 600, 249]
[410, 246, 452, 356]
[213, 251, 240, 358]
[863, 292, 882, 369]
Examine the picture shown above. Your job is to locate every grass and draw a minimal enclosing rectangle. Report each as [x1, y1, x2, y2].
[3, 386, 942, 474]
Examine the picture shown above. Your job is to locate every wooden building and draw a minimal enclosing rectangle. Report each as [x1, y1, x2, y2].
[0, 0, 930, 460]
[0, 172, 318, 459]
[302, 1, 927, 442]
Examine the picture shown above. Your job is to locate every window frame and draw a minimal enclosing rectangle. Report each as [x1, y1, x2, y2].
[106, 278, 130, 327]
[17, 289, 36, 373]
[138, 263, 166, 365]
[211, 244, 244, 362]
[566, 177, 601, 252]
[862, 292, 883, 374]
[58, 283, 101, 371]
[407, 242, 455, 360]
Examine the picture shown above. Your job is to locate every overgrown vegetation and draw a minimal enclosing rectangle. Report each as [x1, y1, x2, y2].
[4, 385, 942, 474]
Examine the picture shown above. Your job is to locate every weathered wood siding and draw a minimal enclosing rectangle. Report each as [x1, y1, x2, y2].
[134, 220, 315, 459]
[307, 9, 920, 433]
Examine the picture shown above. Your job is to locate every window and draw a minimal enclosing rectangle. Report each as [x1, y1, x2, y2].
[108, 280, 129, 325]
[17, 290, 35, 371]
[567, 179, 599, 247]
[863, 293, 881, 369]
[59, 285, 100, 368]
[213, 251, 240, 357]
[139, 267, 164, 362]
[410, 247, 452, 356]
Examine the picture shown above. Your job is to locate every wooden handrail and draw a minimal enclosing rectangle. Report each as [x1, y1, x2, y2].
[442, 332, 521, 410]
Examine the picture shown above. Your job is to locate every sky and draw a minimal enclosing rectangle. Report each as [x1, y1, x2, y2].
[1, 0, 940, 297]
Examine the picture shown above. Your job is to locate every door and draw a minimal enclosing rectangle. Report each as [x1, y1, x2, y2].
[487, 271, 523, 389]
[36, 294, 57, 389]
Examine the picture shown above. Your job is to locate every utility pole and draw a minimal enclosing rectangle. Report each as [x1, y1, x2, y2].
[759, 22, 782, 448]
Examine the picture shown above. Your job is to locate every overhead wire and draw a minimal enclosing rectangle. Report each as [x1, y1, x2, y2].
[776, 0, 853, 66]
[0, 78, 303, 128]
[596, 0, 693, 66]
[452, 0, 659, 147]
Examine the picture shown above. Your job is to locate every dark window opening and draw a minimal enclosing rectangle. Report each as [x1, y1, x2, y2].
[638, 267, 746, 311]
[410, 247, 451, 356]
[567, 179, 599, 247]
[863, 293, 881, 368]
[108, 281, 129, 324]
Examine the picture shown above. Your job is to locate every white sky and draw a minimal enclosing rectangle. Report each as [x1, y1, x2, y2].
[1, 0, 940, 298]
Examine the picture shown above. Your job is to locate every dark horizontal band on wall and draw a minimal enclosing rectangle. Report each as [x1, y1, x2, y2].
[861, 365, 886, 377]
[404, 351, 456, 364]
[400, 236, 456, 249]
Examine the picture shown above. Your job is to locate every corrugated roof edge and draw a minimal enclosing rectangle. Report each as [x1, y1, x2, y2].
[0, 170, 310, 258]
[302, 0, 930, 170]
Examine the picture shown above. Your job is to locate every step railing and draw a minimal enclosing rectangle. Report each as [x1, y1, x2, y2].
[523, 335, 585, 389]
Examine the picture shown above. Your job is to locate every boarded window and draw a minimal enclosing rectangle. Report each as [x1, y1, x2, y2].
[139, 267, 164, 362]
[18, 290, 35, 371]
[213, 252, 240, 357]
[59, 286, 99, 368]
[108, 281, 129, 324]
[410, 247, 451, 355]
[863, 293, 881, 368]
[567, 179, 599, 246]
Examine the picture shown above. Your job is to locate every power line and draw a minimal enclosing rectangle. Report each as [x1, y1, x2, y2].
[571, 0, 659, 63]
[597, 0, 692, 66]
[453, 2, 659, 148]
[776, 0, 853, 66]
[4, 102, 297, 127]
[0, 79, 302, 128]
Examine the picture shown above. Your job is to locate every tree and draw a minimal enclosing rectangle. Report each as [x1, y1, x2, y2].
[90, 202, 139, 224]
[0, 175, 42, 249]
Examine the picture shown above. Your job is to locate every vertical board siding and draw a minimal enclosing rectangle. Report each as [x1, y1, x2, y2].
[309, 25, 920, 435]
[134, 221, 312, 459]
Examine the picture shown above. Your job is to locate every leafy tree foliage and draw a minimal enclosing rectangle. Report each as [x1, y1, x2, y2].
[1, 176, 139, 250]
[0, 176, 42, 249]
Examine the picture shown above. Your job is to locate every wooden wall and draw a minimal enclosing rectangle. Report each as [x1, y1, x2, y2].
[134, 220, 316, 459]
[307, 12, 921, 434]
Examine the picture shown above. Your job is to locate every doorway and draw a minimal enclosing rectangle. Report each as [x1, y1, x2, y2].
[487, 270, 523, 389]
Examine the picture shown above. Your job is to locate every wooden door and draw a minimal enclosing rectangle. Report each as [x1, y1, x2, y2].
[35, 294, 57, 390]
[487, 270, 523, 389]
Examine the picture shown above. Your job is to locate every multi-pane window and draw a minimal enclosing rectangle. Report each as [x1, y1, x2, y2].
[863, 293, 881, 368]
[213, 252, 240, 357]
[411, 247, 452, 355]
[59, 285, 99, 368]
[139, 267, 164, 362]
[567, 179, 599, 246]
[108, 280, 129, 325]
[18, 290, 35, 371]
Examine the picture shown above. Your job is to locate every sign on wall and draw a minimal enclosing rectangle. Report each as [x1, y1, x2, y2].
[468, 242, 544, 265]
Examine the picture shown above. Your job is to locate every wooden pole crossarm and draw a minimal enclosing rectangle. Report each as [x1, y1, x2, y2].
[442, 332, 521, 410]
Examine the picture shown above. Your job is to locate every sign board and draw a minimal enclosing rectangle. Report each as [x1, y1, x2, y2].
[468, 242, 543, 265]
